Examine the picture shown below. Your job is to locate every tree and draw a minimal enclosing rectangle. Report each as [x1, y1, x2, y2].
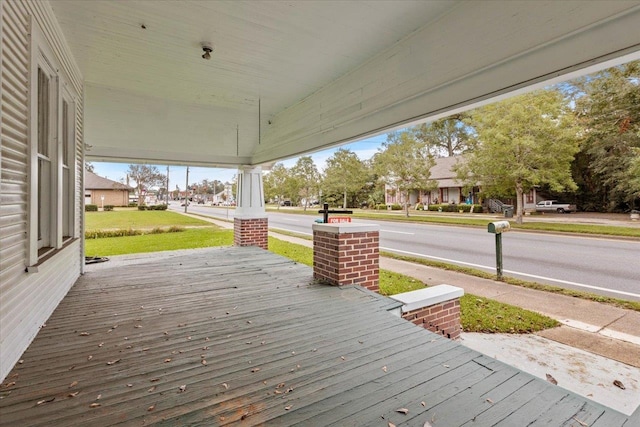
[290, 156, 320, 211]
[264, 163, 289, 209]
[85, 162, 95, 173]
[457, 89, 580, 224]
[571, 61, 640, 211]
[412, 114, 474, 157]
[373, 131, 437, 217]
[126, 164, 166, 206]
[322, 149, 368, 208]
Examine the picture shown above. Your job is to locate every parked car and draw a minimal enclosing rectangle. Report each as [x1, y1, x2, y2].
[535, 200, 576, 213]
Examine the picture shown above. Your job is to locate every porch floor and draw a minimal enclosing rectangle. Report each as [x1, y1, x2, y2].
[0, 247, 631, 426]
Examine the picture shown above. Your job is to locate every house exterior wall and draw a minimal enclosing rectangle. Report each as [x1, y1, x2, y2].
[0, 0, 84, 382]
[88, 189, 130, 207]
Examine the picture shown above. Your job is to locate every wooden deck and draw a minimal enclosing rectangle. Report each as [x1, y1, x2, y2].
[0, 247, 632, 426]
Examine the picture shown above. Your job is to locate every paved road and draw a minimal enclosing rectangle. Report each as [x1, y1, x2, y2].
[176, 205, 640, 301]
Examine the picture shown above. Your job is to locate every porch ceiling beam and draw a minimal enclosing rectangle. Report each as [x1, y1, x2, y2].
[252, 1, 640, 165]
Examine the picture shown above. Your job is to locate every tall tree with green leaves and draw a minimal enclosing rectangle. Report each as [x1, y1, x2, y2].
[412, 114, 474, 157]
[291, 156, 320, 211]
[457, 89, 580, 224]
[263, 163, 289, 209]
[322, 149, 368, 208]
[126, 164, 166, 207]
[373, 131, 437, 217]
[571, 60, 640, 211]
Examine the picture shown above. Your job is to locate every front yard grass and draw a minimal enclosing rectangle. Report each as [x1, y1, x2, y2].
[86, 210, 211, 230]
[267, 237, 559, 333]
[85, 227, 233, 256]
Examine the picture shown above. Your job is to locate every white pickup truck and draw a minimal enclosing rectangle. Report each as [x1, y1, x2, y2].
[535, 200, 576, 213]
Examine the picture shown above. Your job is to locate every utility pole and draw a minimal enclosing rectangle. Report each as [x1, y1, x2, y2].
[184, 166, 189, 213]
[166, 166, 170, 204]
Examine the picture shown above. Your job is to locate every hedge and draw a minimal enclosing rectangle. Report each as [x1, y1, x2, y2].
[85, 204, 98, 212]
[137, 204, 168, 211]
[427, 203, 483, 213]
[104, 205, 114, 211]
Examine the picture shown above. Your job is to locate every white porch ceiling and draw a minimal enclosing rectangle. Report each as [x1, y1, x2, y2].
[50, 0, 640, 167]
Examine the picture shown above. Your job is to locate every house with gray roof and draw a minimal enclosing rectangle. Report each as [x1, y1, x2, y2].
[84, 171, 133, 207]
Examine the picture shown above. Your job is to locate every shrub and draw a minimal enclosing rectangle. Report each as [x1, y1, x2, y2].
[137, 205, 147, 211]
[85, 226, 185, 239]
[150, 204, 168, 210]
[427, 203, 483, 213]
[104, 205, 114, 211]
[376, 204, 387, 210]
[416, 203, 424, 211]
[391, 204, 402, 211]
[128, 202, 138, 207]
[85, 204, 98, 212]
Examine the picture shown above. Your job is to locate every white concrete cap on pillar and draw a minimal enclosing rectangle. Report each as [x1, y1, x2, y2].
[235, 166, 266, 218]
[390, 284, 464, 313]
[312, 223, 379, 233]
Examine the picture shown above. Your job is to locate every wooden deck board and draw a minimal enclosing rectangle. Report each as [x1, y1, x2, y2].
[0, 247, 630, 426]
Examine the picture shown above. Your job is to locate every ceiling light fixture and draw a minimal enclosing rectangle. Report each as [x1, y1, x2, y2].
[201, 45, 213, 60]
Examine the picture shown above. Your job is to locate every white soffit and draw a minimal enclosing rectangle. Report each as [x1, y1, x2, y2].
[50, 1, 640, 166]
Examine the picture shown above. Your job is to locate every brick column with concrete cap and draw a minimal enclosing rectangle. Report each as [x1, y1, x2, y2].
[312, 223, 379, 292]
[390, 285, 464, 340]
[234, 166, 268, 249]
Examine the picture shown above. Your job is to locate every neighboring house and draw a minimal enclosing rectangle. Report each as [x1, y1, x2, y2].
[84, 171, 133, 207]
[385, 156, 478, 207]
[384, 155, 543, 211]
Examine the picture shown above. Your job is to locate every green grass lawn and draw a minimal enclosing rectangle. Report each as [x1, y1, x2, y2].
[85, 228, 233, 256]
[86, 210, 211, 230]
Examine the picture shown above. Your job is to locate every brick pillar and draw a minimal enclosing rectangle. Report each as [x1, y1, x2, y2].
[234, 217, 268, 249]
[312, 223, 379, 292]
[390, 285, 464, 340]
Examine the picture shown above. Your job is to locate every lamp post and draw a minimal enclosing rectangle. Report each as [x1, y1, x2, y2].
[100, 195, 104, 210]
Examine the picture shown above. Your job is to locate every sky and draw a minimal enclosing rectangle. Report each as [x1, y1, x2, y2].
[90, 134, 388, 190]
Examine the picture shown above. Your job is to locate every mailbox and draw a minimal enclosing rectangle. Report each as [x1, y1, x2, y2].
[488, 221, 511, 234]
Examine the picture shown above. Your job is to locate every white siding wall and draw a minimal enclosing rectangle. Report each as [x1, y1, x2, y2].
[0, 0, 83, 382]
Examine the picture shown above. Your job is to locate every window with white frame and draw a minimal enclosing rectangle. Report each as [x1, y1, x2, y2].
[29, 20, 77, 266]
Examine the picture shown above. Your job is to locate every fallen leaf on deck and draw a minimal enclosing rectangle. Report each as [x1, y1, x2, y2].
[247, 321, 252, 324]
[148, 386, 156, 392]
[201, 360, 207, 366]
[251, 368, 260, 373]
[205, 337, 210, 341]
[546, 374, 557, 385]
[69, 381, 78, 388]
[126, 345, 132, 349]
[421, 401, 426, 407]
[388, 423, 396, 427]
[382, 366, 387, 373]
[443, 364, 450, 368]
[5, 382, 16, 388]
[275, 390, 283, 394]
[142, 347, 150, 351]
[572, 416, 588, 427]
[36, 397, 55, 405]
[18, 360, 24, 364]
[423, 422, 433, 427]
[106, 359, 121, 366]
[79, 332, 90, 336]
[147, 404, 155, 411]
[178, 385, 186, 393]
[164, 359, 172, 363]
[68, 392, 79, 397]
[202, 346, 209, 350]
[127, 384, 133, 387]
[285, 405, 292, 410]
[98, 343, 104, 347]
[96, 394, 102, 400]
[150, 378, 160, 382]
[396, 408, 409, 415]
[222, 383, 229, 390]
[341, 356, 346, 361]
[134, 325, 142, 328]
[486, 398, 494, 404]
[89, 403, 101, 408]
[613, 380, 625, 390]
